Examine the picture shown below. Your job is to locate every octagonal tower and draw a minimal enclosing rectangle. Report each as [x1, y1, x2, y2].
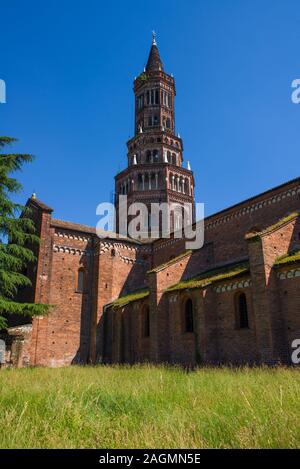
[115, 34, 195, 237]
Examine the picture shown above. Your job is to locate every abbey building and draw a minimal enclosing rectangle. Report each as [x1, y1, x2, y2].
[2, 38, 300, 367]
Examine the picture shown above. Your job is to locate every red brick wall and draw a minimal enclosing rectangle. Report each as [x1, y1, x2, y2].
[147, 252, 193, 362]
[92, 240, 151, 362]
[104, 213, 300, 367]
[29, 207, 54, 366]
[165, 282, 257, 366]
[278, 272, 300, 363]
[30, 226, 152, 366]
[247, 215, 299, 364]
[104, 299, 151, 364]
[152, 178, 300, 272]
[31, 224, 95, 366]
[13, 178, 299, 368]
[106, 279, 258, 367]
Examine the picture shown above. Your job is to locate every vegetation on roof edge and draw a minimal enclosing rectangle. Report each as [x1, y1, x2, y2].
[166, 262, 249, 293]
[246, 212, 299, 241]
[110, 289, 149, 310]
[137, 72, 148, 82]
[274, 249, 300, 267]
[148, 250, 192, 274]
[108, 249, 300, 306]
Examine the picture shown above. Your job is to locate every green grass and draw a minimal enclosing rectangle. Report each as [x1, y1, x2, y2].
[0, 365, 300, 448]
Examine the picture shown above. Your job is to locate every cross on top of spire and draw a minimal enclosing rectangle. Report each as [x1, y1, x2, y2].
[152, 30, 157, 45]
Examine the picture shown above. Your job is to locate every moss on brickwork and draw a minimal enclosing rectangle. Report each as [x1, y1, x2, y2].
[111, 289, 149, 310]
[148, 250, 192, 274]
[274, 249, 300, 267]
[166, 262, 249, 293]
[137, 72, 148, 82]
[246, 212, 299, 242]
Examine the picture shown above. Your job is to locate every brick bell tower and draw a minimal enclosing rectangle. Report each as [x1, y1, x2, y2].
[115, 33, 195, 237]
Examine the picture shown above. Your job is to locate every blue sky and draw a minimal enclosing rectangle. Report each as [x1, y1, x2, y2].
[1, 0, 300, 226]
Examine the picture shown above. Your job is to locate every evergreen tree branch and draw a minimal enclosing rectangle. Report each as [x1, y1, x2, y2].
[0, 136, 51, 329]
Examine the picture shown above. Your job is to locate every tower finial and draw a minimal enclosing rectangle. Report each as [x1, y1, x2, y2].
[152, 30, 157, 45]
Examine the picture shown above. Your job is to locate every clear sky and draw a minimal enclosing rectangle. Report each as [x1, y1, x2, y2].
[1, 0, 300, 227]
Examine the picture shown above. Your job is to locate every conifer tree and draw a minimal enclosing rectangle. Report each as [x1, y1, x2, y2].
[0, 137, 49, 328]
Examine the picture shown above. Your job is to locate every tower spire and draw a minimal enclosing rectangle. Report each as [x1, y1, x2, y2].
[146, 31, 163, 72]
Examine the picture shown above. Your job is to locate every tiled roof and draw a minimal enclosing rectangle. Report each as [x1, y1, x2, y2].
[51, 218, 144, 245]
[27, 197, 53, 212]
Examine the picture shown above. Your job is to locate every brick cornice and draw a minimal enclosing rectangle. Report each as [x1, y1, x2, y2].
[205, 182, 300, 232]
[115, 163, 193, 180]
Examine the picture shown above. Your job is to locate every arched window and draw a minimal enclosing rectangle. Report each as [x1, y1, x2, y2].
[138, 174, 143, 191]
[146, 150, 152, 163]
[77, 268, 84, 293]
[150, 173, 155, 189]
[137, 94, 144, 110]
[183, 204, 192, 226]
[142, 307, 150, 337]
[185, 179, 190, 195]
[184, 299, 194, 333]
[150, 89, 155, 104]
[155, 89, 159, 105]
[236, 292, 249, 329]
[153, 149, 159, 162]
[147, 210, 152, 230]
[174, 208, 183, 230]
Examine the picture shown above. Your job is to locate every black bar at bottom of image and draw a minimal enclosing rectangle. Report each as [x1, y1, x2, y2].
[0, 449, 299, 466]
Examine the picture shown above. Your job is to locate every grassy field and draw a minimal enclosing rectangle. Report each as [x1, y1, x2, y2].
[0, 365, 300, 448]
